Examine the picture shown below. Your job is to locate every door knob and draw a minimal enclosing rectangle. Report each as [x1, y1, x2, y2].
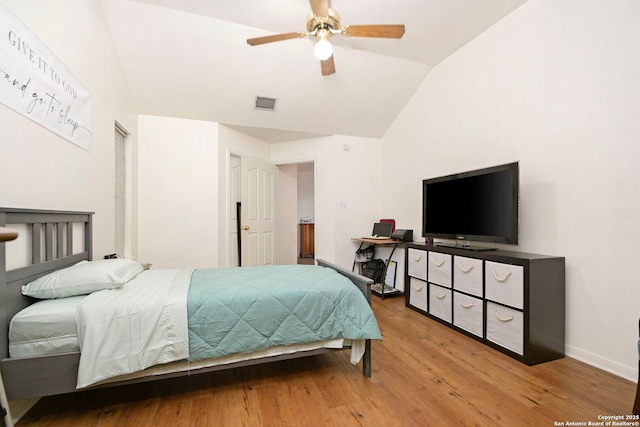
[241, 225, 250, 231]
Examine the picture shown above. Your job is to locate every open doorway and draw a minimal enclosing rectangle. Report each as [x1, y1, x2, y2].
[275, 162, 315, 265]
[297, 162, 315, 265]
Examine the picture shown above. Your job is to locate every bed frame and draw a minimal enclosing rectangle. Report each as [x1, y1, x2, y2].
[0, 208, 374, 401]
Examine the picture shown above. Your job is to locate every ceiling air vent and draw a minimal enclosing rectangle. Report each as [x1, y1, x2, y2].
[255, 96, 277, 111]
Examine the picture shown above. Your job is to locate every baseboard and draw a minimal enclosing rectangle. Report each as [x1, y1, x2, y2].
[566, 344, 637, 383]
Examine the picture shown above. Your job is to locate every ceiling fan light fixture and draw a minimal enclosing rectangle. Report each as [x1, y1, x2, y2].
[314, 38, 333, 60]
[313, 27, 333, 60]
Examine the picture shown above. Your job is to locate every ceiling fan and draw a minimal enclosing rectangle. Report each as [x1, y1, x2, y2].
[246, 0, 405, 76]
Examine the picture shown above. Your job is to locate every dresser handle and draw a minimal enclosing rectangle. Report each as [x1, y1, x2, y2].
[492, 268, 512, 282]
[412, 254, 423, 261]
[459, 300, 475, 308]
[434, 290, 447, 299]
[459, 263, 474, 273]
[431, 257, 445, 267]
[495, 310, 515, 322]
[412, 283, 424, 291]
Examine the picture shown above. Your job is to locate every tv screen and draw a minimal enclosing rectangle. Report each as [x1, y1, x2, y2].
[422, 162, 519, 246]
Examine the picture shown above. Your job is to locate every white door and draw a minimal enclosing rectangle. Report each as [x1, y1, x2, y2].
[240, 156, 277, 266]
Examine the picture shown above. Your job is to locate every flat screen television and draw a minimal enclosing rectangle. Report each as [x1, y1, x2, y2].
[422, 162, 519, 248]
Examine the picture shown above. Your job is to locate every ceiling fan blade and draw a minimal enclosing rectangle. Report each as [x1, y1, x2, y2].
[342, 24, 405, 39]
[321, 55, 335, 76]
[309, 0, 329, 17]
[247, 32, 305, 46]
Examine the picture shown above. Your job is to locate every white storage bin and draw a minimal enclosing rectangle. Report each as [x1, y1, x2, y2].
[453, 256, 483, 297]
[408, 278, 428, 312]
[429, 284, 452, 323]
[407, 248, 427, 281]
[428, 251, 451, 288]
[485, 261, 524, 309]
[486, 301, 524, 355]
[453, 291, 483, 337]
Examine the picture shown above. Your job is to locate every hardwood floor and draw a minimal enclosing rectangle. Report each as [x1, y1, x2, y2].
[16, 296, 637, 426]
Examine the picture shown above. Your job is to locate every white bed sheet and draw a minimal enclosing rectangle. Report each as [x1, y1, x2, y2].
[9, 295, 85, 357]
[76, 269, 192, 388]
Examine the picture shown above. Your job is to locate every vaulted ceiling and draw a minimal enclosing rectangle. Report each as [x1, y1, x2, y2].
[101, 0, 527, 142]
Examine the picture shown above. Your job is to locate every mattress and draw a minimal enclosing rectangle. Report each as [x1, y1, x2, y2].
[8, 297, 362, 381]
[9, 295, 85, 357]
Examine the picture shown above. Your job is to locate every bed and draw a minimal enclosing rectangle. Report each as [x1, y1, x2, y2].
[0, 207, 381, 402]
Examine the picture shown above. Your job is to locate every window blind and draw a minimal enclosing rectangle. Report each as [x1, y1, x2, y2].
[114, 123, 127, 256]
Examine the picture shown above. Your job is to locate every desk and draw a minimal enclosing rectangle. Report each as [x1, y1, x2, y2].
[351, 238, 404, 298]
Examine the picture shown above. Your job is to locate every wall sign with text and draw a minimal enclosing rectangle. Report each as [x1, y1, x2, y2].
[0, 4, 93, 151]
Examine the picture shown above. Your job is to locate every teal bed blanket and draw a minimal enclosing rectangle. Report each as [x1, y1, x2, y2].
[187, 264, 382, 361]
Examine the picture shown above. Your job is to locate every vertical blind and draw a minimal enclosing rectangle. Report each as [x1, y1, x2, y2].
[114, 123, 127, 257]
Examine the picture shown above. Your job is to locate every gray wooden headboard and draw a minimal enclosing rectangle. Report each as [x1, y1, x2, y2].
[0, 208, 93, 359]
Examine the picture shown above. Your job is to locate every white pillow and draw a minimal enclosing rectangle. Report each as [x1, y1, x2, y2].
[22, 259, 144, 299]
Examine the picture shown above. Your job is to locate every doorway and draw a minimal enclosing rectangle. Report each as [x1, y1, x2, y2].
[296, 162, 315, 265]
[272, 162, 315, 265]
[229, 156, 315, 267]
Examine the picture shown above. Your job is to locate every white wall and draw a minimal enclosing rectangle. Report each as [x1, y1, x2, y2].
[142, 126, 386, 275]
[136, 121, 275, 269]
[271, 136, 383, 272]
[0, 0, 139, 260]
[136, 120, 277, 269]
[381, 0, 640, 381]
[137, 115, 219, 269]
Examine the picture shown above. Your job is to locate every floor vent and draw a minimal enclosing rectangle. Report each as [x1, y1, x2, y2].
[255, 96, 277, 111]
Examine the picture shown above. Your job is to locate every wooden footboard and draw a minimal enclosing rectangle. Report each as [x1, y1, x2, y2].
[1, 209, 376, 401]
